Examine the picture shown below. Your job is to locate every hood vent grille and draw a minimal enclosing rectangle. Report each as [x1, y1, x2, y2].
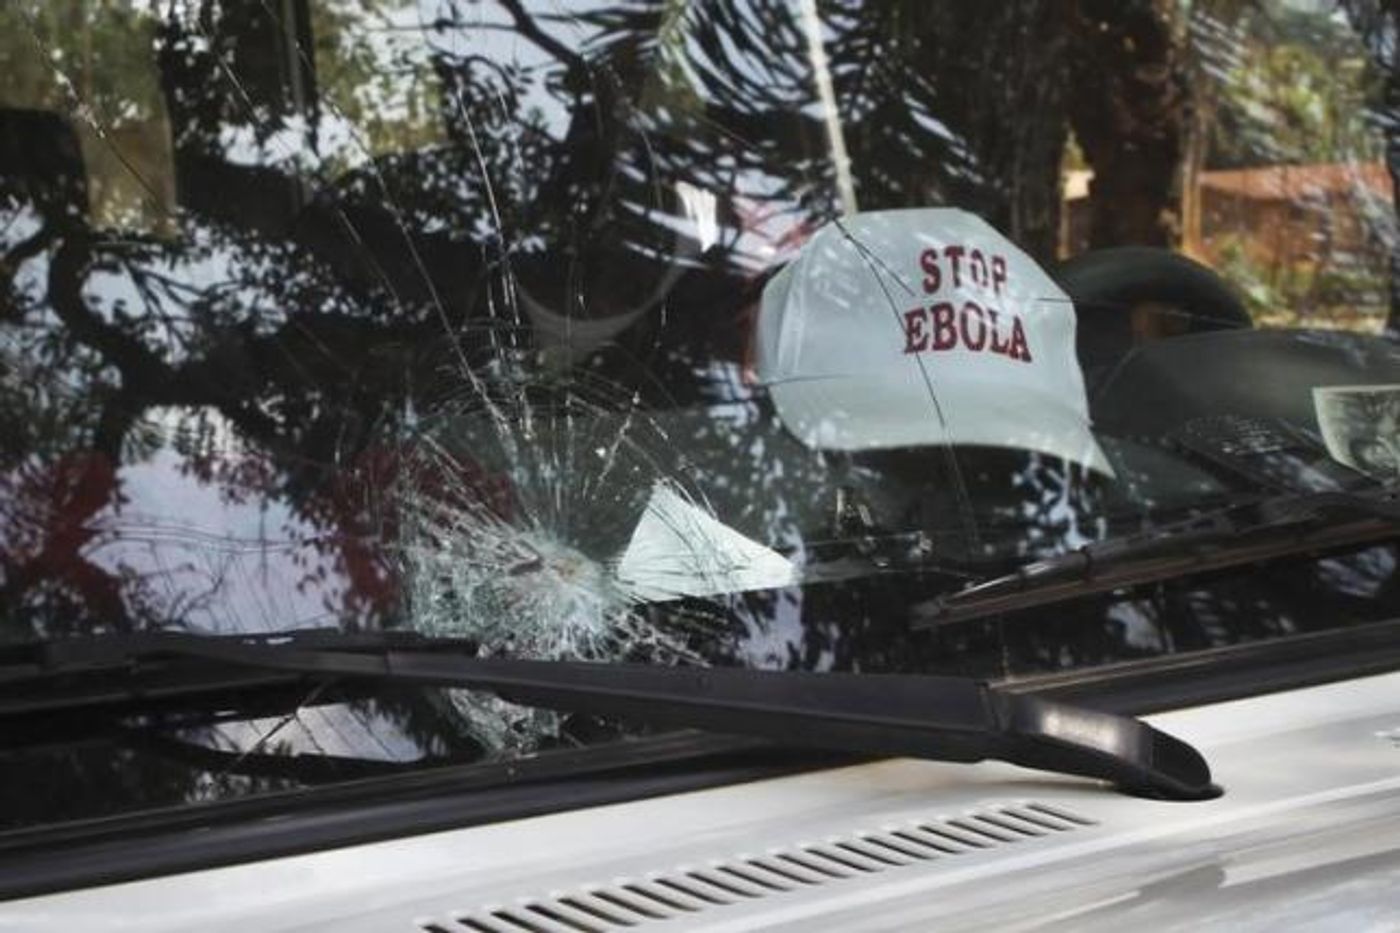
[417, 802, 1093, 932]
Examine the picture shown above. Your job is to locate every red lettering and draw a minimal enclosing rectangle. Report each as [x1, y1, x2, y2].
[1008, 316, 1032, 362]
[991, 255, 1007, 297]
[930, 302, 956, 350]
[919, 248, 941, 295]
[903, 307, 928, 353]
[944, 245, 965, 287]
[969, 249, 987, 287]
[960, 301, 987, 351]
[906, 301, 1030, 361]
[988, 308, 1011, 355]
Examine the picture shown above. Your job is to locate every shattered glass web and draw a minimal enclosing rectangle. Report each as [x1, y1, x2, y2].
[386, 2, 800, 748]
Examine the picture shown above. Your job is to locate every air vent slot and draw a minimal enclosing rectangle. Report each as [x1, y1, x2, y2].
[418, 801, 1095, 931]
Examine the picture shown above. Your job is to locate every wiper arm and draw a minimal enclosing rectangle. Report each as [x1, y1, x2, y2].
[0, 632, 1218, 801]
[918, 488, 1400, 627]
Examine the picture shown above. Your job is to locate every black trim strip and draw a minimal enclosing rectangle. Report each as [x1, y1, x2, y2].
[0, 740, 852, 902]
[1002, 617, 1400, 714]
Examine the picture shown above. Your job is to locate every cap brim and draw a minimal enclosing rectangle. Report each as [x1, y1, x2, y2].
[768, 373, 1115, 476]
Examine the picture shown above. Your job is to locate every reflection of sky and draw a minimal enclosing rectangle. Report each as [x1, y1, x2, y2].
[5, 205, 49, 305]
[0, 203, 43, 249]
[1106, 600, 1167, 652]
[150, 0, 829, 273]
[91, 441, 346, 634]
[738, 589, 814, 669]
[79, 232, 289, 360]
[199, 699, 429, 762]
[387, 1, 820, 268]
[1315, 546, 1396, 599]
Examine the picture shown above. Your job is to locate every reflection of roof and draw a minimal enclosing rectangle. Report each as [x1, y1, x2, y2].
[1200, 162, 1393, 202]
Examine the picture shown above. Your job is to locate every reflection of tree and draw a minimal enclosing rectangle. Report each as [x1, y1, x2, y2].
[2, 0, 1397, 684]
[0, 453, 133, 634]
[1189, 2, 1391, 323]
[1065, 0, 1187, 248]
[1338, 0, 1399, 334]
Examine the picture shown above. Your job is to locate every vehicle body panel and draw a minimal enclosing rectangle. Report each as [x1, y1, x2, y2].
[7, 671, 1398, 931]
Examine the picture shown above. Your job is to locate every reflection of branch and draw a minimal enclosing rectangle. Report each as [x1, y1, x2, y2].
[1, 224, 59, 321]
[49, 234, 173, 397]
[93, 387, 140, 460]
[48, 232, 286, 452]
[495, 0, 587, 71]
[125, 257, 197, 359]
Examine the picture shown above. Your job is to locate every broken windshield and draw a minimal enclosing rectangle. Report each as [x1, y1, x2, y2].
[1, 0, 1398, 823]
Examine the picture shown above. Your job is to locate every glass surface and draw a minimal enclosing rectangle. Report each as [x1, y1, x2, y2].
[1, 0, 1397, 827]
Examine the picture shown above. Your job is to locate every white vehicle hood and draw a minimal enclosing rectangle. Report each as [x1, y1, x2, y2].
[6, 671, 1400, 932]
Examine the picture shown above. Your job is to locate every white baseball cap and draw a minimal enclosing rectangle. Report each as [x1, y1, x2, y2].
[756, 208, 1113, 475]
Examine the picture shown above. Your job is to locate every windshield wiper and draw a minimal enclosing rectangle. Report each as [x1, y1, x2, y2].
[0, 631, 1218, 801]
[917, 488, 1400, 627]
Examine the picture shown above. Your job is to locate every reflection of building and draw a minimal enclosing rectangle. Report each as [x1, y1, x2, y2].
[1061, 162, 1393, 266]
[1190, 162, 1392, 269]
[1061, 161, 1394, 324]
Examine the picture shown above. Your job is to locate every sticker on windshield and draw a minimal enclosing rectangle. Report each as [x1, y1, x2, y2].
[755, 208, 1112, 475]
[1313, 384, 1400, 481]
[615, 482, 796, 602]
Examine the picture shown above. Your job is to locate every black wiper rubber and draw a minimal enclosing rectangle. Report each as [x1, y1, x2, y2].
[918, 488, 1400, 627]
[3, 634, 1219, 801]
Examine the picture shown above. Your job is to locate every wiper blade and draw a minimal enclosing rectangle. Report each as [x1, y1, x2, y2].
[918, 488, 1400, 627]
[0, 632, 1218, 801]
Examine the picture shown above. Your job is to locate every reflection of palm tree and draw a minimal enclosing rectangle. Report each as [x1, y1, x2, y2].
[1338, 0, 1399, 332]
